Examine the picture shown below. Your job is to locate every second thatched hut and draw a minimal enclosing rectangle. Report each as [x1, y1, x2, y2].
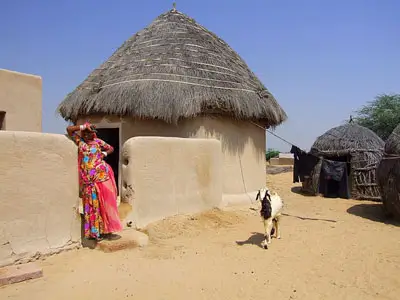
[304, 122, 384, 200]
[377, 124, 400, 219]
[57, 8, 287, 202]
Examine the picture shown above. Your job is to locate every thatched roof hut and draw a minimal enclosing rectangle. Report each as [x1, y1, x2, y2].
[57, 7, 287, 202]
[377, 124, 400, 219]
[308, 122, 384, 200]
[310, 123, 384, 157]
[57, 8, 286, 126]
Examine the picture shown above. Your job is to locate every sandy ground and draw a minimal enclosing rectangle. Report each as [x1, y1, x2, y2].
[1, 172, 400, 300]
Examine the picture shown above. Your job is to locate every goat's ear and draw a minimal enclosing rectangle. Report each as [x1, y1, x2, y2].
[264, 189, 272, 201]
[255, 190, 260, 201]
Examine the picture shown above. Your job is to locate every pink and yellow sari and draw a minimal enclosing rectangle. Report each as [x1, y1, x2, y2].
[96, 165, 122, 234]
[71, 130, 122, 239]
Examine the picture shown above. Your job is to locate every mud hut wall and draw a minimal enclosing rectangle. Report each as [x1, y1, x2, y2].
[0, 131, 81, 267]
[0, 69, 42, 132]
[120, 116, 266, 204]
[77, 115, 265, 205]
[120, 136, 222, 228]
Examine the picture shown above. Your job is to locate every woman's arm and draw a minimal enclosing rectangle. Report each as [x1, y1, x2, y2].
[66, 125, 81, 137]
[96, 138, 114, 157]
[67, 124, 86, 145]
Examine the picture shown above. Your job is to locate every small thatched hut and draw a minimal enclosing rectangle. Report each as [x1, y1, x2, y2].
[57, 7, 287, 200]
[307, 122, 384, 200]
[377, 124, 400, 219]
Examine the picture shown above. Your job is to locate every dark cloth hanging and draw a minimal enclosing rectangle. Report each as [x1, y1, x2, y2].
[290, 146, 319, 183]
[319, 159, 351, 199]
[321, 160, 346, 181]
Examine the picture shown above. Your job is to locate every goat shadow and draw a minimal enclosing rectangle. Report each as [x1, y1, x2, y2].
[236, 232, 265, 249]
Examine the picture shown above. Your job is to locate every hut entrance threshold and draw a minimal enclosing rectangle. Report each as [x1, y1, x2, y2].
[96, 128, 120, 195]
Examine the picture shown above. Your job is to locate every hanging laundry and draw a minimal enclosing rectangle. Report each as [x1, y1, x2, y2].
[319, 159, 351, 199]
[290, 145, 319, 183]
[321, 160, 346, 181]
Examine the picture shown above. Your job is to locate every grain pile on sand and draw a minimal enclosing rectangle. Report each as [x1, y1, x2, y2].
[139, 208, 249, 260]
[143, 208, 246, 242]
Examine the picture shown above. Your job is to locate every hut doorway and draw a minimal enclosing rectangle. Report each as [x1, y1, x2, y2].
[319, 156, 351, 199]
[0, 111, 5, 130]
[96, 128, 120, 194]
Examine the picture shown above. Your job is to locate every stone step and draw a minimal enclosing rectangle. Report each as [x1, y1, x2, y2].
[96, 230, 149, 253]
[0, 263, 43, 287]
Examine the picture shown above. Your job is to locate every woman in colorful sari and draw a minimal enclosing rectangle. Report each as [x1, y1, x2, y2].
[67, 122, 123, 241]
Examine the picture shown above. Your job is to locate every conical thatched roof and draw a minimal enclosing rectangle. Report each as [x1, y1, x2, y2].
[310, 123, 384, 156]
[57, 9, 287, 125]
[384, 124, 400, 155]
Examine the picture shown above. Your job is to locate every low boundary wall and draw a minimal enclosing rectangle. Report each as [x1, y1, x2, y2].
[121, 137, 222, 228]
[0, 132, 81, 266]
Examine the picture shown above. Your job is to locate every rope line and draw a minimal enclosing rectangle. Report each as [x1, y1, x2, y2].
[266, 128, 298, 149]
[249, 121, 305, 152]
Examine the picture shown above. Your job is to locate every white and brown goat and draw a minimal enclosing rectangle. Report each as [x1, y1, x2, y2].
[255, 188, 283, 249]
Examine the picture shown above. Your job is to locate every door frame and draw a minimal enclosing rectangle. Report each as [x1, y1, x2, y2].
[92, 119, 122, 195]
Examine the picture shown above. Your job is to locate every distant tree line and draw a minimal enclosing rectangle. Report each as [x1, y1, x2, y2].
[266, 149, 280, 161]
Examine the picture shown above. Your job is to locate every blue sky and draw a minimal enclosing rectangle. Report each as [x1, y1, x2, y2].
[1, 0, 399, 151]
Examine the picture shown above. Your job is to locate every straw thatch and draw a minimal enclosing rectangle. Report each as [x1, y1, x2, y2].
[382, 124, 400, 155]
[310, 123, 384, 156]
[57, 8, 287, 126]
[377, 124, 400, 219]
[309, 123, 384, 200]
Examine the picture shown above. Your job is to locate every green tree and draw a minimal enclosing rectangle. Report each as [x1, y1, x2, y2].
[266, 149, 280, 161]
[354, 94, 400, 141]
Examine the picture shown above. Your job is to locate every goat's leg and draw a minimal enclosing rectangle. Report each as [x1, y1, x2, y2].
[265, 219, 274, 244]
[271, 219, 277, 238]
[261, 218, 269, 249]
[275, 216, 281, 239]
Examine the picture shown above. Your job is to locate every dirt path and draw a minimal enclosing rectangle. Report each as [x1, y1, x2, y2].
[1, 173, 400, 300]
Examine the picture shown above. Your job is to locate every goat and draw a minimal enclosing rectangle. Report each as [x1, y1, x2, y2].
[255, 188, 284, 249]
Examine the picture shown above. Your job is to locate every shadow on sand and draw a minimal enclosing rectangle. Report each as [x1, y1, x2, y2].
[347, 203, 400, 227]
[290, 186, 314, 197]
[236, 232, 265, 249]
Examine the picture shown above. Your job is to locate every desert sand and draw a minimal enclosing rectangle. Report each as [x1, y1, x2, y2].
[1, 172, 400, 300]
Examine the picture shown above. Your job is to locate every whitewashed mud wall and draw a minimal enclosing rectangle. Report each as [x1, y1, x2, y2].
[121, 137, 223, 228]
[0, 69, 42, 132]
[0, 132, 81, 267]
